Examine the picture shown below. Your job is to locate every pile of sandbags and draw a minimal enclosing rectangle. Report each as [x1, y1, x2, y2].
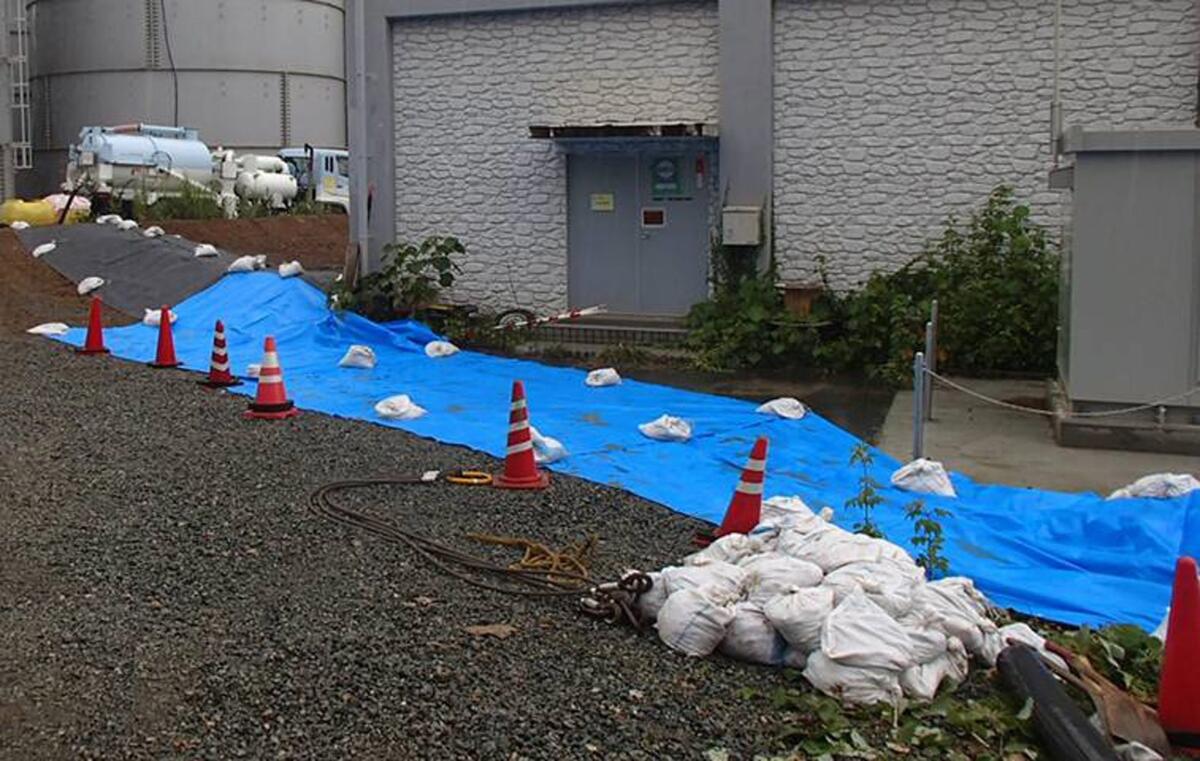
[644, 495, 1046, 705]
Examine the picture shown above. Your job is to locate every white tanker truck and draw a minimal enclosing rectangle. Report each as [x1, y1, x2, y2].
[65, 124, 349, 217]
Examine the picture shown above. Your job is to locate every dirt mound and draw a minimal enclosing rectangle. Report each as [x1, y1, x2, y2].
[158, 214, 348, 270]
[0, 230, 134, 337]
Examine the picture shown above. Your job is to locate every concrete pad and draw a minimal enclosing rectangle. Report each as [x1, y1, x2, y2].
[877, 377, 1200, 494]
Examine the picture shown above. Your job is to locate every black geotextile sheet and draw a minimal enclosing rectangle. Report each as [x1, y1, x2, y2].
[17, 223, 240, 318]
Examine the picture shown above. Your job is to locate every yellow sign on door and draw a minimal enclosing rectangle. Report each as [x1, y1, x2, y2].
[590, 193, 614, 212]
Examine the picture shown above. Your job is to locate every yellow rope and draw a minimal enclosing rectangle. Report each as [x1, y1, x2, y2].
[466, 532, 599, 588]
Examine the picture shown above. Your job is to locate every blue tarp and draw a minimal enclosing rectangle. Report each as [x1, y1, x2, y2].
[53, 273, 1200, 630]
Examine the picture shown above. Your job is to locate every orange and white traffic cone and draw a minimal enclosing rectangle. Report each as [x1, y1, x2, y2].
[1160, 556, 1200, 757]
[243, 335, 299, 420]
[149, 305, 181, 368]
[494, 380, 549, 490]
[198, 319, 241, 388]
[76, 296, 109, 355]
[695, 436, 769, 546]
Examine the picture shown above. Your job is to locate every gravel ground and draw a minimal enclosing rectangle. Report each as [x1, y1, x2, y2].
[0, 335, 795, 760]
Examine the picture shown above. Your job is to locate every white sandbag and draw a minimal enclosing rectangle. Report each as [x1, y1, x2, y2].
[782, 528, 918, 574]
[227, 254, 258, 272]
[803, 651, 903, 705]
[891, 458, 957, 498]
[661, 560, 748, 604]
[142, 225, 165, 238]
[756, 397, 808, 420]
[424, 340, 459, 358]
[911, 577, 998, 658]
[26, 322, 69, 336]
[900, 637, 969, 701]
[820, 592, 917, 671]
[657, 588, 736, 657]
[1109, 473, 1200, 500]
[142, 308, 177, 327]
[194, 243, 219, 258]
[685, 534, 762, 567]
[247, 364, 262, 378]
[76, 276, 105, 296]
[10, 220, 29, 230]
[31, 240, 56, 258]
[338, 345, 377, 369]
[638, 414, 692, 442]
[762, 586, 835, 653]
[95, 214, 121, 225]
[530, 426, 568, 464]
[740, 553, 824, 603]
[823, 561, 923, 618]
[115, 219, 138, 231]
[635, 571, 670, 624]
[902, 626, 949, 664]
[278, 260, 304, 278]
[374, 394, 427, 420]
[719, 602, 806, 668]
[759, 496, 833, 534]
[987, 622, 1069, 673]
[585, 367, 621, 387]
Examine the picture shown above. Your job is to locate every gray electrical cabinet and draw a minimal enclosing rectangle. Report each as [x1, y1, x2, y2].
[1055, 127, 1200, 451]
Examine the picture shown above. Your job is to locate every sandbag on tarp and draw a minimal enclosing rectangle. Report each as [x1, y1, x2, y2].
[45, 272, 1200, 630]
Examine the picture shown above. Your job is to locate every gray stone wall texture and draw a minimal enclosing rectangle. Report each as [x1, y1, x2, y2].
[774, 0, 1199, 289]
[392, 0, 720, 312]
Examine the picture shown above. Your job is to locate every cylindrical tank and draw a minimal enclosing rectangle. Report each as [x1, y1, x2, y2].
[22, 0, 346, 196]
[235, 170, 299, 208]
[67, 124, 216, 198]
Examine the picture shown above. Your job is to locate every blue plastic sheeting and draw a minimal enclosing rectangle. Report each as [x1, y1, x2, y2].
[52, 273, 1200, 630]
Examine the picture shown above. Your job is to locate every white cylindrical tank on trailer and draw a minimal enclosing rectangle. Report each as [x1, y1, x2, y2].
[67, 124, 215, 198]
[235, 170, 299, 208]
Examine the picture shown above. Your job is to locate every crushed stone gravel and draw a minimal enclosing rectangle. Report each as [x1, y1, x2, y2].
[0, 335, 795, 760]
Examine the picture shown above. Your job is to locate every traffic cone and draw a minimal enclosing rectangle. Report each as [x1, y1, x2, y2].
[198, 320, 241, 388]
[243, 335, 298, 420]
[696, 437, 769, 546]
[75, 296, 109, 355]
[1160, 556, 1200, 757]
[494, 380, 549, 490]
[149, 305, 181, 368]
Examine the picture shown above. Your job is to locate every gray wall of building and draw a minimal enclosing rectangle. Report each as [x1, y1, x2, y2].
[24, 0, 347, 195]
[389, 0, 719, 311]
[773, 0, 1199, 290]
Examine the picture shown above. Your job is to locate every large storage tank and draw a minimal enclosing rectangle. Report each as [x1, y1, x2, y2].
[22, 0, 346, 195]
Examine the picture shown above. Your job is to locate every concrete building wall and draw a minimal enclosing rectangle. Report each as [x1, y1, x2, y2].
[392, 0, 719, 311]
[773, 0, 1199, 289]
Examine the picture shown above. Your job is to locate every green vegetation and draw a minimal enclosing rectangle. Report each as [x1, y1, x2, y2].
[329, 235, 465, 321]
[905, 499, 952, 578]
[687, 187, 1061, 384]
[845, 443, 885, 538]
[132, 183, 225, 221]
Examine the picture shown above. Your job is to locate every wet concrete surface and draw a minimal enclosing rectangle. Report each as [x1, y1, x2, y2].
[528, 356, 895, 443]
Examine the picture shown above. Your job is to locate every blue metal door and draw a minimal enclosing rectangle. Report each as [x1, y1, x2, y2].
[568, 149, 710, 315]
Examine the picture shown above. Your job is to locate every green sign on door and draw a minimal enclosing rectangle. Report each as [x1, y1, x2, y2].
[650, 156, 682, 197]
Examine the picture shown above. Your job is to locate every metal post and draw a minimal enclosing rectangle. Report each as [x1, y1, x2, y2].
[924, 298, 938, 421]
[913, 351, 926, 460]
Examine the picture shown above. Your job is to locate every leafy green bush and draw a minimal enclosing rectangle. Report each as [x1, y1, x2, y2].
[685, 240, 816, 370]
[330, 235, 464, 321]
[686, 187, 1059, 382]
[133, 183, 225, 221]
[818, 186, 1060, 383]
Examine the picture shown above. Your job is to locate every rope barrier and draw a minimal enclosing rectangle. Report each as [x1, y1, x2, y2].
[924, 370, 1200, 419]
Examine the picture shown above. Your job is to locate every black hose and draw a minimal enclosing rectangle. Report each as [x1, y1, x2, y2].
[996, 644, 1120, 761]
[308, 477, 591, 598]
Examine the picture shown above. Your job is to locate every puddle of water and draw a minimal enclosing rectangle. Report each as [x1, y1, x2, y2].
[581, 412, 608, 427]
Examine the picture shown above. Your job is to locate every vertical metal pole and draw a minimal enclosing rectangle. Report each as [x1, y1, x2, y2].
[913, 351, 926, 461]
[347, 0, 370, 279]
[924, 299, 938, 421]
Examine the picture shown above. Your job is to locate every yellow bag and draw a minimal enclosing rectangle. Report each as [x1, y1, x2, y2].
[0, 198, 88, 226]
